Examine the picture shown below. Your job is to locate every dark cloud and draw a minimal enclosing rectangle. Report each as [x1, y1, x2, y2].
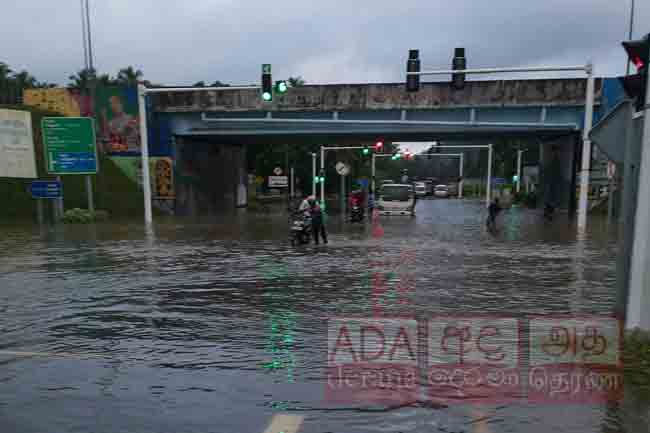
[1, 0, 647, 86]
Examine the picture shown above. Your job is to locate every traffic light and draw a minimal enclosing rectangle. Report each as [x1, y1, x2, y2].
[406, 49, 420, 92]
[620, 34, 649, 112]
[275, 80, 288, 94]
[375, 140, 384, 152]
[362, 145, 370, 155]
[392, 152, 402, 160]
[262, 64, 272, 102]
[451, 47, 466, 90]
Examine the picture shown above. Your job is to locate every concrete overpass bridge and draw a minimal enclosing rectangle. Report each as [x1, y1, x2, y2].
[146, 78, 621, 214]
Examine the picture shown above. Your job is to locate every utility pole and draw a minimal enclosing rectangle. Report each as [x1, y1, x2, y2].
[626, 60, 650, 330]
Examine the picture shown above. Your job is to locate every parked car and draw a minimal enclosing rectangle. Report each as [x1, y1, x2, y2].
[434, 184, 449, 198]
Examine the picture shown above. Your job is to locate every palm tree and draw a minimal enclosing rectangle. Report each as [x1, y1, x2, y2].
[0, 62, 12, 82]
[12, 70, 38, 89]
[97, 73, 116, 86]
[68, 68, 97, 89]
[288, 76, 305, 87]
[116, 66, 144, 86]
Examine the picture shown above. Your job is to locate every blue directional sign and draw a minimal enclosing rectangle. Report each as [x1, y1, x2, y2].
[30, 180, 62, 199]
[492, 177, 506, 185]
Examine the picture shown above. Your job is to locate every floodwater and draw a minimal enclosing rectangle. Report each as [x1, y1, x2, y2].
[0, 199, 647, 433]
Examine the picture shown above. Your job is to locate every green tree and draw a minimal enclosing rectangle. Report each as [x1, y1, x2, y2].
[288, 76, 305, 87]
[12, 70, 38, 89]
[116, 66, 143, 85]
[0, 62, 13, 82]
[193, 81, 206, 87]
[68, 68, 97, 89]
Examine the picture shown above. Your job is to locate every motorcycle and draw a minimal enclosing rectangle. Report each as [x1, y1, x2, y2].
[290, 213, 312, 246]
[349, 204, 364, 223]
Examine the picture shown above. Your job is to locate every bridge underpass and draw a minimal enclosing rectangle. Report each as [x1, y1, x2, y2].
[146, 78, 616, 216]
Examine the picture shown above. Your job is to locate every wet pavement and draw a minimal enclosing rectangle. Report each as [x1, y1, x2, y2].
[0, 199, 647, 433]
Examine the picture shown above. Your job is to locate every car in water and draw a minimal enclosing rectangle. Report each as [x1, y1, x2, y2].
[434, 184, 449, 198]
[377, 184, 416, 216]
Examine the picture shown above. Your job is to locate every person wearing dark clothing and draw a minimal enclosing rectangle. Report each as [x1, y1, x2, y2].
[487, 198, 501, 230]
[309, 200, 328, 244]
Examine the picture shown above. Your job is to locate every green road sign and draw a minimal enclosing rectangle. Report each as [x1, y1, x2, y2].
[42, 117, 98, 175]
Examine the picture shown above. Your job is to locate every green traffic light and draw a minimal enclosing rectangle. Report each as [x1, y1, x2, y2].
[277, 81, 288, 93]
[362, 147, 369, 155]
[262, 91, 272, 101]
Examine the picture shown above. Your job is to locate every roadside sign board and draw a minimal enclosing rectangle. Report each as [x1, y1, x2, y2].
[492, 177, 506, 185]
[42, 117, 98, 175]
[30, 180, 62, 199]
[0, 109, 37, 178]
[268, 175, 288, 187]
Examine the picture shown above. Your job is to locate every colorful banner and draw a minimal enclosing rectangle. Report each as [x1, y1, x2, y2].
[94, 87, 140, 155]
[111, 156, 174, 199]
[0, 109, 37, 178]
[23, 89, 93, 117]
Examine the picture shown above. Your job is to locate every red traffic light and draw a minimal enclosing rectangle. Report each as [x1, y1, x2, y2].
[374, 141, 383, 149]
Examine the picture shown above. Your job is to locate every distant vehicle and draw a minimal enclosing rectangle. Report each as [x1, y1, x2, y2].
[414, 181, 432, 196]
[377, 184, 416, 216]
[434, 184, 449, 198]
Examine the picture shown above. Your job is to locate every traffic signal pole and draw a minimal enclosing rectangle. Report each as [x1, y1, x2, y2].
[627, 63, 650, 330]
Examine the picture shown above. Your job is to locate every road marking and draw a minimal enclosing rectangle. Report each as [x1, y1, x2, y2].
[262, 414, 304, 433]
[469, 407, 492, 433]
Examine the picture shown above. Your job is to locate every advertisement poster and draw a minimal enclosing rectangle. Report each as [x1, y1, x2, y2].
[111, 156, 174, 199]
[95, 87, 140, 155]
[23, 89, 93, 117]
[0, 109, 37, 178]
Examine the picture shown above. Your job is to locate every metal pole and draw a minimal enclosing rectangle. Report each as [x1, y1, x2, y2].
[138, 83, 153, 225]
[459, 153, 464, 199]
[80, 0, 89, 70]
[37, 199, 44, 225]
[626, 61, 650, 330]
[341, 174, 346, 216]
[311, 153, 316, 197]
[626, 0, 635, 75]
[578, 65, 596, 231]
[85, 175, 94, 212]
[56, 175, 64, 218]
[371, 153, 376, 193]
[320, 146, 325, 207]
[290, 167, 295, 198]
[84, 0, 94, 71]
[486, 144, 493, 206]
[516, 150, 523, 193]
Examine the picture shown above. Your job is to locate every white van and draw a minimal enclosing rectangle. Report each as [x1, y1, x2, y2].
[377, 184, 416, 216]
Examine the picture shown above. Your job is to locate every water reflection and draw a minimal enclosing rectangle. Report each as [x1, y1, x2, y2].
[0, 200, 642, 433]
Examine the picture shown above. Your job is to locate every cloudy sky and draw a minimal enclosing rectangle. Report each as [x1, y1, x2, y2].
[2, 1, 648, 86]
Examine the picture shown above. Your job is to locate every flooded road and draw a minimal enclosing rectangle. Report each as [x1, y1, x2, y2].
[0, 199, 645, 433]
